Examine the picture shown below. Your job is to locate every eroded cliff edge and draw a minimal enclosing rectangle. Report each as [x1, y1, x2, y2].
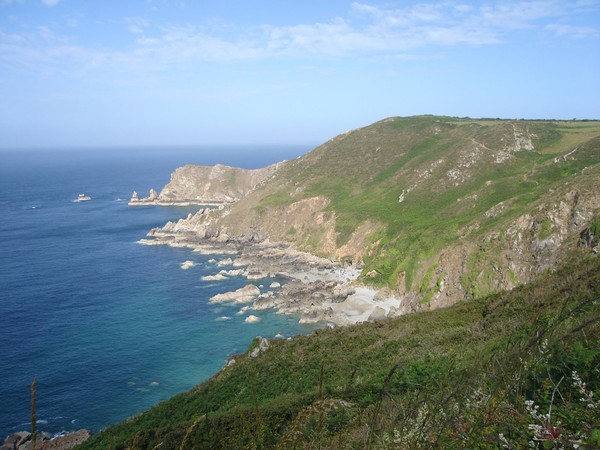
[129, 162, 282, 206]
[139, 116, 600, 324]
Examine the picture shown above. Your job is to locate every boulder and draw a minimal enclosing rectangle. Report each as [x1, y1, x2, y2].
[245, 314, 262, 324]
[332, 284, 355, 302]
[368, 306, 387, 322]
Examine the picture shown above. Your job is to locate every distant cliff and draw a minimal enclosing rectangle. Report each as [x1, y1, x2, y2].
[159, 163, 281, 203]
[130, 162, 282, 205]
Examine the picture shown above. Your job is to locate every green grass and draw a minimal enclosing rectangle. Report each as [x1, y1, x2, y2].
[592, 216, 600, 242]
[80, 254, 600, 449]
[269, 118, 600, 294]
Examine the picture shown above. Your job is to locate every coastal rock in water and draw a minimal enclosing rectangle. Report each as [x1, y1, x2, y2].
[180, 260, 195, 270]
[247, 270, 268, 280]
[245, 314, 262, 323]
[210, 284, 260, 304]
[201, 274, 228, 281]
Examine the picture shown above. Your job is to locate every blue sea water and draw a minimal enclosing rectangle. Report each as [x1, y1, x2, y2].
[0, 146, 314, 438]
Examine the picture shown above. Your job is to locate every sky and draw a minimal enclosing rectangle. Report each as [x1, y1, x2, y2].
[1, 0, 599, 148]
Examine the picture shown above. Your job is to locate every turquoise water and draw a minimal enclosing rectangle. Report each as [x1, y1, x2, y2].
[0, 146, 314, 437]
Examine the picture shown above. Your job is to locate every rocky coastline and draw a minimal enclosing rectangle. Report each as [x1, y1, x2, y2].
[1, 430, 90, 450]
[140, 221, 417, 327]
[127, 189, 225, 207]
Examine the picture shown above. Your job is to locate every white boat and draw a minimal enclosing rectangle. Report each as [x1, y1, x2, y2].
[76, 193, 91, 202]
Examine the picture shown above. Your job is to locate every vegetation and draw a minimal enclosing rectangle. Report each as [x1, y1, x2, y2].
[249, 116, 600, 293]
[80, 253, 600, 449]
[75, 117, 600, 448]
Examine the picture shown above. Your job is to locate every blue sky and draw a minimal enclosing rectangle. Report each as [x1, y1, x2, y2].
[1, 0, 599, 148]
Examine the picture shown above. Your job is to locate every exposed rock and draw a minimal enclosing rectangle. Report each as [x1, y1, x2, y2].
[248, 336, 269, 357]
[245, 315, 262, 324]
[41, 430, 91, 449]
[201, 274, 228, 281]
[247, 271, 268, 280]
[237, 306, 251, 315]
[158, 163, 282, 204]
[332, 284, 355, 301]
[368, 306, 387, 322]
[210, 284, 260, 304]
[300, 307, 334, 324]
[220, 269, 246, 277]
[580, 225, 599, 253]
[1, 430, 90, 450]
[180, 260, 195, 270]
[373, 288, 395, 302]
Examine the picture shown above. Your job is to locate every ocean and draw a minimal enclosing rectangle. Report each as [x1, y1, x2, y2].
[0, 146, 315, 438]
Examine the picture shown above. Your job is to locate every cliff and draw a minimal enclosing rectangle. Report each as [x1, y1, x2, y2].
[129, 162, 282, 205]
[144, 116, 600, 314]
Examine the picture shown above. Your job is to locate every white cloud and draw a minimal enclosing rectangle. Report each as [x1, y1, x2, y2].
[546, 23, 600, 38]
[0, 0, 598, 80]
[41, 0, 62, 6]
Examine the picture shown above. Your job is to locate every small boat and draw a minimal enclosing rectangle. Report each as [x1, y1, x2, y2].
[76, 193, 91, 202]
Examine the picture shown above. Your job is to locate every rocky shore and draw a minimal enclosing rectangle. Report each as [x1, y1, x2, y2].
[139, 224, 418, 327]
[1, 430, 90, 450]
[127, 189, 225, 207]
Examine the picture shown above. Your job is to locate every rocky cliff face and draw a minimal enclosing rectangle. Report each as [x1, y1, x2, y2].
[157, 162, 281, 204]
[144, 117, 600, 314]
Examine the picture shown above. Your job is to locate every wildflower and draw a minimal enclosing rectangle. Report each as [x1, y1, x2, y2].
[572, 371, 598, 409]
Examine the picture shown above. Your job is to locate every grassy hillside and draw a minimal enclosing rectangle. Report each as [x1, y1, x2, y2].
[80, 252, 600, 449]
[202, 116, 600, 303]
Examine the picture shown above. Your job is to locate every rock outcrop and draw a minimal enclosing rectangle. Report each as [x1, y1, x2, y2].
[210, 284, 261, 304]
[130, 162, 282, 206]
[1, 430, 90, 450]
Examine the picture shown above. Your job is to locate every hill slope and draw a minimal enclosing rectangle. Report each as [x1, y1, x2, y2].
[150, 116, 600, 310]
[80, 254, 600, 449]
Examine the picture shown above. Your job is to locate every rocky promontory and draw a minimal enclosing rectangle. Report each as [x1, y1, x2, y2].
[129, 162, 282, 206]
